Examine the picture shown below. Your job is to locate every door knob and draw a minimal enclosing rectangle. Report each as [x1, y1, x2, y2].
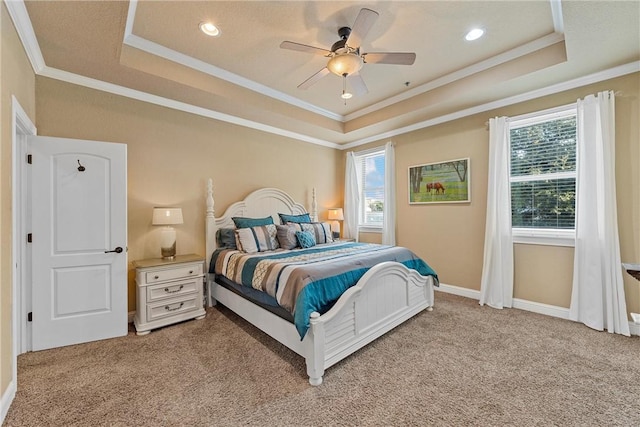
[105, 247, 123, 254]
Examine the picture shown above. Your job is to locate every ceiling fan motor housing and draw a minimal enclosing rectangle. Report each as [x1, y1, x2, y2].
[331, 27, 352, 52]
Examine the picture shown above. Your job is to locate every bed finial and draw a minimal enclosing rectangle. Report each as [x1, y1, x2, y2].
[311, 187, 318, 222]
[206, 178, 215, 218]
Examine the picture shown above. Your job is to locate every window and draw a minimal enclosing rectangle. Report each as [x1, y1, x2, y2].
[509, 105, 577, 245]
[355, 149, 385, 229]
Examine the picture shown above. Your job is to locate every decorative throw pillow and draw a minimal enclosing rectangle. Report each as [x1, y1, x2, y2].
[276, 224, 299, 250]
[216, 228, 237, 249]
[278, 212, 311, 225]
[288, 222, 333, 244]
[295, 230, 316, 249]
[235, 224, 279, 254]
[232, 216, 274, 229]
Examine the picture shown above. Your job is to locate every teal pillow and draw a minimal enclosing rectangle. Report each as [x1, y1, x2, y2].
[232, 216, 274, 229]
[279, 213, 311, 224]
[295, 230, 316, 249]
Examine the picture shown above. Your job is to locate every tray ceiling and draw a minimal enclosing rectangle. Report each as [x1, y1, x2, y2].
[16, 0, 640, 147]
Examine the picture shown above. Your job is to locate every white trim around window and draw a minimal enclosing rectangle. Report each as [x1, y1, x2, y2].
[512, 228, 575, 247]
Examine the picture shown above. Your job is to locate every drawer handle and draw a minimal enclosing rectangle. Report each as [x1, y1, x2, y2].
[165, 302, 184, 312]
[164, 285, 184, 294]
[154, 275, 159, 280]
[189, 270, 194, 274]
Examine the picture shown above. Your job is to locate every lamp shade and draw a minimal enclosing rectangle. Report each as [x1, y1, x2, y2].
[152, 207, 183, 225]
[327, 208, 344, 221]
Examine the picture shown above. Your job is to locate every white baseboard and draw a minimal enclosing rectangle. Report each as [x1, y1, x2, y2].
[436, 283, 638, 336]
[1, 380, 16, 425]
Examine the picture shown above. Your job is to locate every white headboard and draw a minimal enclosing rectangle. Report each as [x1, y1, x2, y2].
[205, 179, 317, 266]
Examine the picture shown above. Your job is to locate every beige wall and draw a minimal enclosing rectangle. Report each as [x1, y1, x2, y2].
[0, 2, 36, 397]
[34, 77, 342, 313]
[352, 72, 640, 314]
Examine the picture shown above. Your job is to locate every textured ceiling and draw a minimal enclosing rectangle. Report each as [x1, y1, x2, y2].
[21, 0, 640, 146]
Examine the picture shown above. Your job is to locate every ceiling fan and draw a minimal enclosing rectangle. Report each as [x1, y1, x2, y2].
[280, 8, 416, 99]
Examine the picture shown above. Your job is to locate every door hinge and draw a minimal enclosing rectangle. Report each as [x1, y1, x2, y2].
[27, 233, 32, 243]
[27, 312, 32, 322]
[27, 154, 32, 164]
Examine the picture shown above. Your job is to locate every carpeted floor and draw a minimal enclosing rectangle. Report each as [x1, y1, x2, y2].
[4, 292, 640, 426]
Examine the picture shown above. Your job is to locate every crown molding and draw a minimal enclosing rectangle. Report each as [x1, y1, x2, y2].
[123, 0, 344, 123]
[38, 66, 339, 149]
[6, 0, 639, 150]
[341, 61, 640, 150]
[344, 32, 566, 122]
[5, 0, 45, 73]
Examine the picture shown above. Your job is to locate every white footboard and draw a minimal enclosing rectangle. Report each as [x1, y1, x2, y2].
[304, 262, 435, 385]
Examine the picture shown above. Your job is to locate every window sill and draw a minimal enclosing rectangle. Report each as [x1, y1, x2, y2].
[512, 229, 575, 247]
[358, 226, 382, 234]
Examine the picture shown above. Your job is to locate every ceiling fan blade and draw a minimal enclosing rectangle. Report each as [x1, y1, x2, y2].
[363, 52, 416, 65]
[346, 8, 379, 48]
[348, 72, 368, 96]
[298, 67, 331, 90]
[280, 41, 331, 56]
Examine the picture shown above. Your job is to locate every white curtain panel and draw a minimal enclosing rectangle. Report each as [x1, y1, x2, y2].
[479, 117, 514, 309]
[343, 151, 360, 241]
[382, 142, 396, 245]
[569, 91, 629, 336]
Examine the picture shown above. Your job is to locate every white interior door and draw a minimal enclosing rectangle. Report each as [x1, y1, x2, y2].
[28, 135, 127, 351]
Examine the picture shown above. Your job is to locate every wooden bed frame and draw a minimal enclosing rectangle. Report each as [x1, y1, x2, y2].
[204, 179, 435, 385]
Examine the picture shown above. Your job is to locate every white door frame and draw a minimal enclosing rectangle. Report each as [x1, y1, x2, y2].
[11, 96, 36, 386]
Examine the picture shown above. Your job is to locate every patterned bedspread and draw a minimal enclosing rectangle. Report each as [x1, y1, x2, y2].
[211, 242, 438, 338]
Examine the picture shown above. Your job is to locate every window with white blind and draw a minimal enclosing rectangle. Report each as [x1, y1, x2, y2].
[355, 149, 385, 229]
[509, 104, 577, 245]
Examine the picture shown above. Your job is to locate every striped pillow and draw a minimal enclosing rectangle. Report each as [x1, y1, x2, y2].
[287, 222, 333, 244]
[235, 224, 280, 253]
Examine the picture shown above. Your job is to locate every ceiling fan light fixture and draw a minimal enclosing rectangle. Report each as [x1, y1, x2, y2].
[327, 53, 363, 76]
[341, 91, 353, 100]
[199, 22, 221, 37]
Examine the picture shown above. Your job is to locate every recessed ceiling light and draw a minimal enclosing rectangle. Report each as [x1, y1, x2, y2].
[465, 28, 484, 41]
[199, 22, 220, 37]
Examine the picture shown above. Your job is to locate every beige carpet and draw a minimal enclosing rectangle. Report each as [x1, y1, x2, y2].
[4, 292, 640, 426]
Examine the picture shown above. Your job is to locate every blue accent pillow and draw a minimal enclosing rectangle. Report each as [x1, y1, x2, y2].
[295, 230, 316, 249]
[279, 213, 311, 224]
[232, 216, 274, 229]
[216, 228, 237, 249]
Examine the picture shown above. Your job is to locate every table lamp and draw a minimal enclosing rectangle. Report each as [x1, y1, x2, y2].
[152, 207, 183, 259]
[327, 208, 344, 239]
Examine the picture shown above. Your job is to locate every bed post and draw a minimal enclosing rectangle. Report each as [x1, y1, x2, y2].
[306, 311, 325, 386]
[311, 187, 318, 222]
[205, 178, 217, 306]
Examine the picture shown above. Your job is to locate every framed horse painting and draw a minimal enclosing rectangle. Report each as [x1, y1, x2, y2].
[408, 158, 471, 204]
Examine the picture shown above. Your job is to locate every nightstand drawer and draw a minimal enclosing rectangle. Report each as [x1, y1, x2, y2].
[145, 264, 203, 284]
[147, 295, 199, 322]
[147, 278, 199, 302]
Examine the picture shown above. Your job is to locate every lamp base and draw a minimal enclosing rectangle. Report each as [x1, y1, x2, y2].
[160, 227, 177, 259]
[160, 243, 176, 259]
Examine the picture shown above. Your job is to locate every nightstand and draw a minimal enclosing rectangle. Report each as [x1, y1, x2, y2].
[133, 254, 206, 335]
